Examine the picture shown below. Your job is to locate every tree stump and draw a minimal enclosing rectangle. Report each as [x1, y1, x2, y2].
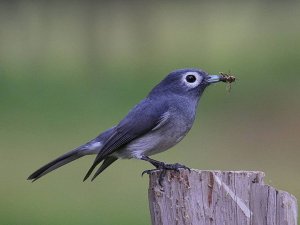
[148, 170, 297, 225]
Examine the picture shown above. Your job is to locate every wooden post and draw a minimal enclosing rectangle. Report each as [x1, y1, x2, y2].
[148, 169, 297, 225]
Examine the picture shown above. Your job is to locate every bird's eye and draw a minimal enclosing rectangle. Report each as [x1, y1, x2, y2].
[186, 75, 197, 83]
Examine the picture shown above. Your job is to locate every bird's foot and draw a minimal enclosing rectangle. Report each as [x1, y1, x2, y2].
[163, 163, 191, 172]
[142, 162, 190, 186]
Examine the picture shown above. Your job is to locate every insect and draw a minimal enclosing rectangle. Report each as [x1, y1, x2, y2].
[219, 71, 236, 92]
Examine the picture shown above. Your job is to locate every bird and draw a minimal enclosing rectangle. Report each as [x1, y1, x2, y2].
[28, 68, 232, 183]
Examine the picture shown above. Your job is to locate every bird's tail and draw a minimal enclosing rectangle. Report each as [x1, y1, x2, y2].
[28, 127, 117, 182]
[27, 147, 86, 182]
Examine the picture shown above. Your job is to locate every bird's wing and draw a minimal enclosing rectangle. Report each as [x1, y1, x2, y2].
[84, 99, 170, 181]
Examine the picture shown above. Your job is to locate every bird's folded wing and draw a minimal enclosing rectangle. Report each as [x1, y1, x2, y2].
[84, 99, 170, 180]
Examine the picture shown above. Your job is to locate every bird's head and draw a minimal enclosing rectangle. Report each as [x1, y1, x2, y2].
[148, 68, 225, 100]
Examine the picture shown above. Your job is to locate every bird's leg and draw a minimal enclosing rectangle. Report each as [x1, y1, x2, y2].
[140, 156, 190, 186]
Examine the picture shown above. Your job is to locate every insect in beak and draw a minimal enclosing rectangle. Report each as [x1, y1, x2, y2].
[219, 72, 236, 92]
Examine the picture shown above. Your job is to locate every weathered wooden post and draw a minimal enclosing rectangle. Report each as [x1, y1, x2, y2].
[148, 170, 297, 225]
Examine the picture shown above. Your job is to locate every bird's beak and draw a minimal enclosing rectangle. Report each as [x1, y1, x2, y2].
[205, 75, 222, 84]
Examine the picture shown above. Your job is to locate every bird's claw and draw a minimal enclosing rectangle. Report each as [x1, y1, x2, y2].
[165, 163, 191, 172]
[142, 162, 190, 186]
[141, 169, 157, 176]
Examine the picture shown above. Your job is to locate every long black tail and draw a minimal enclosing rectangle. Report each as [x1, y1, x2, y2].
[27, 148, 84, 182]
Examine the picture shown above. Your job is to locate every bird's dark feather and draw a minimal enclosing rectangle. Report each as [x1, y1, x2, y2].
[84, 98, 169, 180]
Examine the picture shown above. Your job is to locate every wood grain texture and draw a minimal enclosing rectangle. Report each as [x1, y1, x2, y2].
[148, 170, 297, 225]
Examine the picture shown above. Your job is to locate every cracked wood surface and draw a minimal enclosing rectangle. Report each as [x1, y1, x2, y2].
[148, 170, 297, 225]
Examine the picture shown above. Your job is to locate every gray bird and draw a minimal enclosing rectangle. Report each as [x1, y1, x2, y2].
[28, 68, 230, 183]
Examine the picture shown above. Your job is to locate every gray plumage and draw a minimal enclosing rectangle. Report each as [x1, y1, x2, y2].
[28, 68, 225, 182]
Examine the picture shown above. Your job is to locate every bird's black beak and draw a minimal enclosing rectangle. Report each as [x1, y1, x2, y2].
[206, 75, 223, 84]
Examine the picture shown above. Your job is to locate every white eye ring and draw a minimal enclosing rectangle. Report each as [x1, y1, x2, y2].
[182, 72, 202, 88]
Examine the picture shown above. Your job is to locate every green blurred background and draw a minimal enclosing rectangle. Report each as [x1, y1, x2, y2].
[1, 1, 299, 224]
